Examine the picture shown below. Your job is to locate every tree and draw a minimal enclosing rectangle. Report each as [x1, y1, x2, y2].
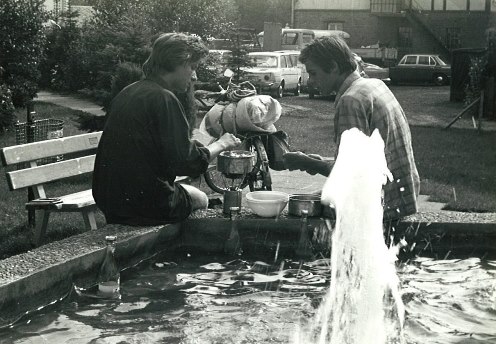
[0, 0, 48, 107]
[147, 0, 238, 39]
[40, 9, 85, 91]
[234, 0, 292, 33]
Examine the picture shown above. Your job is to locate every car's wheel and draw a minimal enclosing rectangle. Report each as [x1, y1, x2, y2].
[294, 80, 301, 96]
[433, 74, 447, 86]
[273, 83, 284, 98]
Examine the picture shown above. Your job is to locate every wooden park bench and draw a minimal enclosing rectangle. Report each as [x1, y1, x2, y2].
[1, 132, 102, 246]
[1, 130, 200, 246]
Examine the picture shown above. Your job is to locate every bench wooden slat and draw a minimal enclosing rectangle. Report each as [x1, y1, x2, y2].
[1, 132, 101, 166]
[26, 190, 95, 210]
[6, 155, 96, 190]
[58, 189, 95, 209]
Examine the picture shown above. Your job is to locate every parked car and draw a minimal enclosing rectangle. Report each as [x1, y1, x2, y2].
[306, 53, 390, 99]
[362, 62, 390, 84]
[241, 51, 302, 98]
[389, 54, 451, 86]
[274, 50, 309, 88]
[204, 49, 232, 81]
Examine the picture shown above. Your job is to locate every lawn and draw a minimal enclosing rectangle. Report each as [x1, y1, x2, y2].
[277, 86, 496, 213]
[0, 87, 495, 258]
[0, 103, 106, 259]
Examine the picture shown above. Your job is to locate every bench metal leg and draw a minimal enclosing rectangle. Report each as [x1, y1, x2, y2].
[32, 210, 50, 246]
[82, 210, 97, 230]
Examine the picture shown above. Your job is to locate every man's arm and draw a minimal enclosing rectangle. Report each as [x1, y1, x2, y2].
[283, 151, 335, 176]
[206, 133, 241, 162]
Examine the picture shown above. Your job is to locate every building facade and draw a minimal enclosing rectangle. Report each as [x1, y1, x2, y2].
[44, 0, 70, 16]
[294, 0, 496, 61]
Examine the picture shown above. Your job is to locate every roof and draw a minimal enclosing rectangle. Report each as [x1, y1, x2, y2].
[248, 51, 292, 56]
[312, 30, 350, 39]
[274, 50, 300, 54]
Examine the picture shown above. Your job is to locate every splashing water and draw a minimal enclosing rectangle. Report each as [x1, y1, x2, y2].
[293, 128, 405, 344]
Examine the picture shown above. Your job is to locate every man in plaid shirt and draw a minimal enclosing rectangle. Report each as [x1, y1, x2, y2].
[283, 36, 419, 220]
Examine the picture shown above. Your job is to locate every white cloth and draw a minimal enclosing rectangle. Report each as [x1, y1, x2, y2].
[199, 95, 281, 138]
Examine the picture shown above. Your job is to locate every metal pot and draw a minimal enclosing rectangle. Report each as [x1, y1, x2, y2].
[217, 150, 255, 176]
[288, 194, 323, 217]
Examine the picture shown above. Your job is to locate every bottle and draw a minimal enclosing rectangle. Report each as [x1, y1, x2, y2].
[97, 235, 121, 299]
[296, 209, 312, 258]
[224, 206, 242, 255]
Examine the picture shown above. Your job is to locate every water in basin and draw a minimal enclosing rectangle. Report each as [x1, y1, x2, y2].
[0, 254, 494, 343]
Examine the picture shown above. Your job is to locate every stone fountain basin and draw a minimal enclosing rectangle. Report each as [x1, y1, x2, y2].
[0, 208, 494, 327]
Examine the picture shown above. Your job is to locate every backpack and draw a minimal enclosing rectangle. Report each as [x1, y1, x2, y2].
[266, 130, 290, 171]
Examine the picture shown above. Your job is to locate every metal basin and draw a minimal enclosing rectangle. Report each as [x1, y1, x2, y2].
[217, 150, 255, 176]
[288, 194, 323, 217]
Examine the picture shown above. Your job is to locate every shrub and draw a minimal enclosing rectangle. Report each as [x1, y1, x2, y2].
[0, 85, 16, 132]
[107, 62, 143, 109]
[464, 55, 487, 106]
[76, 62, 142, 132]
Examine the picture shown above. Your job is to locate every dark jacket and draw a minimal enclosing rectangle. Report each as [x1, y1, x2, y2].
[93, 77, 210, 225]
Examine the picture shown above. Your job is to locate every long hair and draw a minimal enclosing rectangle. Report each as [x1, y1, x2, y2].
[299, 36, 357, 74]
[142, 33, 208, 77]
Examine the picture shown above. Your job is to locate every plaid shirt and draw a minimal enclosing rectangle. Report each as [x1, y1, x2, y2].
[334, 71, 420, 219]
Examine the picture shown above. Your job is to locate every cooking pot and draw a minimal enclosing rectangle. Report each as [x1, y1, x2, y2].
[288, 194, 323, 217]
[217, 150, 255, 176]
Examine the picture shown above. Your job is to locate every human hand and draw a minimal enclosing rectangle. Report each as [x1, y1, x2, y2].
[283, 151, 306, 171]
[217, 133, 242, 150]
[283, 151, 331, 176]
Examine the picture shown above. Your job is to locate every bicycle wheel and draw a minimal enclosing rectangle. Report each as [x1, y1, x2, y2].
[203, 165, 249, 194]
[247, 136, 272, 192]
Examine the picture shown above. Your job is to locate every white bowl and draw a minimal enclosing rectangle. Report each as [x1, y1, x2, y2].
[245, 191, 289, 217]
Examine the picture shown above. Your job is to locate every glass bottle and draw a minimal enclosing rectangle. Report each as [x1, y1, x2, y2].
[224, 206, 242, 255]
[296, 209, 312, 258]
[97, 235, 121, 299]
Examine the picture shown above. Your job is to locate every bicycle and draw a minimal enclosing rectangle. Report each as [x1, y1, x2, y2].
[194, 78, 274, 194]
[204, 132, 272, 194]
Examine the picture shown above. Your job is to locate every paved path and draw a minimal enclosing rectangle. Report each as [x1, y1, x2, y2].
[36, 91, 105, 117]
[34, 90, 456, 214]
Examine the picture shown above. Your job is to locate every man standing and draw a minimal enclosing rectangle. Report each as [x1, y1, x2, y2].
[93, 33, 240, 225]
[283, 36, 419, 220]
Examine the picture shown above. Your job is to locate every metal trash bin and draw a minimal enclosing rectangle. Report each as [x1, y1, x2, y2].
[15, 118, 64, 164]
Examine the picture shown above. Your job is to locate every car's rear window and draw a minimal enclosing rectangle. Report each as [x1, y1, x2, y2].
[250, 55, 278, 68]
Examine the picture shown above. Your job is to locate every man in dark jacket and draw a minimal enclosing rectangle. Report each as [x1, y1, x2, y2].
[93, 33, 240, 225]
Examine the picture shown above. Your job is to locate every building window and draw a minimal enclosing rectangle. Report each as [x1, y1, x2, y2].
[370, 0, 398, 13]
[433, 0, 444, 10]
[445, 0, 466, 10]
[445, 27, 461, 49]
[398, 27, 413, 48]
[327, 22, 344, 30]
[469, 0, 486, 11]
